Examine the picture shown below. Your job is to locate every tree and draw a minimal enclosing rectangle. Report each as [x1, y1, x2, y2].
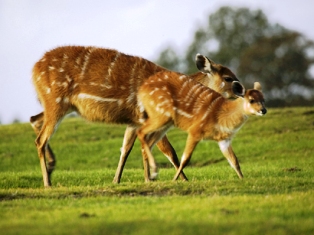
[238, 31, 314, 106]
[155, 6, 314, 106]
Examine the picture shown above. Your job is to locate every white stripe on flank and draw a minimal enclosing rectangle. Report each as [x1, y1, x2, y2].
[77, 93, 118, 103]
[176, 109, 193, 118]
[201, 96, 222, 121]
[79, 48, 96, 80]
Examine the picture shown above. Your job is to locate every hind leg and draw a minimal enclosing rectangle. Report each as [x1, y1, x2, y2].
[156, 136, 188, 181]
[113, 126, 138, 183]
[137, 116, 172, 182]
[33, 110, 64, 187]
[30, 112, 56, 176]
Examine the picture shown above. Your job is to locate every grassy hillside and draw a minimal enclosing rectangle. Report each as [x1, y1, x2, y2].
[1, 107, 313, 177]
[0, 107, 314, 234]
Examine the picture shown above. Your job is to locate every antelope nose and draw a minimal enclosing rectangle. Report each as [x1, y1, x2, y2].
[262, 108, 267, 115]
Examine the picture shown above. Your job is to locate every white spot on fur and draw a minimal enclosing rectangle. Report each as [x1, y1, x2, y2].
[149, 88, 159, 96]
[179, 75, 186, 80]
[48, 66, 55, 71]
[46, 88, 51, 94]
[65, 75, 72, 83]
[63, 97, 69, 103]
[56, 97, 62, 103]
[118, 99, 123, 106]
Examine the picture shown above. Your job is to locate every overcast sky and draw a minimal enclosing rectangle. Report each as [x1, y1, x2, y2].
[1, 0, 314, 124]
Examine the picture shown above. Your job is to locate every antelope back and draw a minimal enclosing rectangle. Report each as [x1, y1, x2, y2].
[32, 46, 240, 125]
[138, 71, 223, 129]
[32, 46, 164, 124]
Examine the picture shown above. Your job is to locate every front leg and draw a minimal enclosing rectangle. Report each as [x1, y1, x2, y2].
[156, 136, 188, 181]
[218, 139, 243, 179]
[173, 135, 199, 181]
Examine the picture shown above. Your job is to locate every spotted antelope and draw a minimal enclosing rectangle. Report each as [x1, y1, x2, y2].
[137, 71, 267, 180]
[31, 46, 241, 187]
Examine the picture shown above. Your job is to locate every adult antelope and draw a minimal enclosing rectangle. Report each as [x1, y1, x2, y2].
[137, 71, 267, 180]
[31, 46, 241, 187]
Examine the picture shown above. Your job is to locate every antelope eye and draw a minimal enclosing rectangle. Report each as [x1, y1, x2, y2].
[224, 77, 233, 82]
[250, 99, 255, 104]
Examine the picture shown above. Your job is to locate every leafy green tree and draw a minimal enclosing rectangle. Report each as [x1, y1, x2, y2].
[155, 6, 314, 106]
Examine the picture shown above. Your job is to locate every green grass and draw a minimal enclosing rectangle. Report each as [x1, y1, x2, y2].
[0, 107, 314, 234]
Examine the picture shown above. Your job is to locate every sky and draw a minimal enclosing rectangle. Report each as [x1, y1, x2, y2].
[1, 0, 314, 124]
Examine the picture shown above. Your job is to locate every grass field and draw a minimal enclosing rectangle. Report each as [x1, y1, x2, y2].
[0, 107, 313, 234]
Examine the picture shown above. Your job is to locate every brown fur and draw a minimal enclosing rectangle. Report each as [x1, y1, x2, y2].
[137, 71, 267, 180]
[31, 46, 241, 186]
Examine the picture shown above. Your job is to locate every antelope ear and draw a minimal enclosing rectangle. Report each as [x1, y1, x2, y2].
[232, 81, 245, 97]
[195, 54, 213, 74]
[254, 82, 262, 91]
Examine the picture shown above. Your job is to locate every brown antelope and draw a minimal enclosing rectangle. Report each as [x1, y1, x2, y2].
[30, 46, 241, 187]
[137, 71, 267, 180]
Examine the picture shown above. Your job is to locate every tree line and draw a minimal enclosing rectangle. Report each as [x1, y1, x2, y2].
[155, 7, 314, 107]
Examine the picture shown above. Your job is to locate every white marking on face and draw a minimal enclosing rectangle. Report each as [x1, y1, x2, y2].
[220, 82, 225, 89]
[77, 93, 119, 103]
